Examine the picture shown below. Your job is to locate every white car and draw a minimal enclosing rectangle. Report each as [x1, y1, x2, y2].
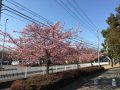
[11, 61, 19, 65]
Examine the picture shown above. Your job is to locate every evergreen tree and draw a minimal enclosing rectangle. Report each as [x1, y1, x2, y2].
[101, 5, 120, 66]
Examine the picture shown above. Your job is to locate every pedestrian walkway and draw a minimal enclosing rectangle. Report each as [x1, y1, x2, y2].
[60, 66, 120, 90]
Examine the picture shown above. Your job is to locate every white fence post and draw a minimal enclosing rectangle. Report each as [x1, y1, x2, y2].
[25, 66, 27, 78]
[56, 65, 57, 72]
[72, 65, 74, 70]
[65, 65, 66, 71]
[42, 69, 44, 75]
[78, 64, 80, 68]
[77, 64, 79, 69]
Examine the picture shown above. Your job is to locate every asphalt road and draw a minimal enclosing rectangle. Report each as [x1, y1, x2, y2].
[61, 67, 120, 90]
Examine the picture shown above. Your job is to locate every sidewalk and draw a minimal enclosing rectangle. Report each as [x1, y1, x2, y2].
[60, 65, 120, 90]
[102, 64, 120, 69]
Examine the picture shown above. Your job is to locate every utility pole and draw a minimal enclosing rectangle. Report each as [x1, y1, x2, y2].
[97, 30, 100, 66]
[0, 0, 3, 20]
[0, 0, 3, 69]
[0, 19, 8, 68]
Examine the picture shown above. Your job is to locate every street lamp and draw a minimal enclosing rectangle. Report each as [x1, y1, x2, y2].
[97, 30, 100, 66]
[0, 19, 8, 68]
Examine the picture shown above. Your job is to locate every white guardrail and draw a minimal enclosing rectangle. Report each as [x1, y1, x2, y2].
[0, 62, 109, 82]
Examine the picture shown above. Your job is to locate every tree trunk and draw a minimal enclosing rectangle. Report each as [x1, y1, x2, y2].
[118, 59, 120, 65]
[109, 59, 110, 64]
[76, 61, 79, 69]
[113, 58, 115, 65]
[46, 60, 50, 74]
[91, 61, 93, 67]
[110, 59, 113, 67]
[45, 49, 51, 75]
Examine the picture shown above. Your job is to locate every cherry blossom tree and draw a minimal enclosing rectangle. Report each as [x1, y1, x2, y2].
[0, 21, 100, 74]
[74, 42, 98, 66]
[0, 21, 77, 74]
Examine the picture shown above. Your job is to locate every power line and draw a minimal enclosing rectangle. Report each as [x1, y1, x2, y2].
[6, 0, 52, 24]
[59, 0, 91, 27]
[6, 0, 99, 37]
[3, 0, 99, 49]
[72, 0, 99, 31]
[67, 0, 97, 34]
[55, 0, 86, 32]
[72, 38, 98, 49]
[2, 4, 48, 26]
[55, 0, 100, 50]
[3, 8, 39, 24]
[55, 0, 82, 24]
[55, 0, 97, 36]
[2, 12, 28, 23]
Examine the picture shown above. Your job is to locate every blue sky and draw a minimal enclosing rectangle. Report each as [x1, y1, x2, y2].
[0, 0, 120, 48]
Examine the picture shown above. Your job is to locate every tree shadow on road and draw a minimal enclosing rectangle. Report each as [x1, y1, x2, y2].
[60, 70, 109, 90]
[0, 81, 14, 90]
[61, 67, 120, 90]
